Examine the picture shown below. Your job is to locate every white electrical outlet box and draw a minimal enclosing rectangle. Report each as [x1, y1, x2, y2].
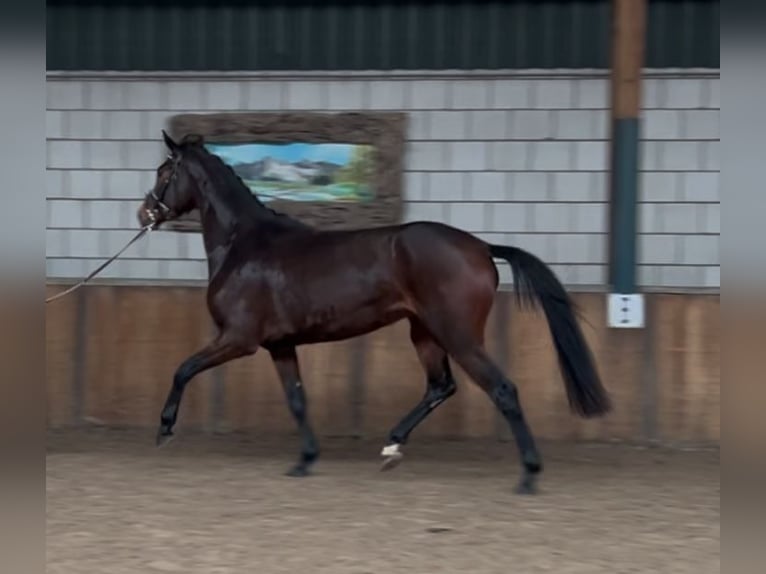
[607, 293, 645, 328]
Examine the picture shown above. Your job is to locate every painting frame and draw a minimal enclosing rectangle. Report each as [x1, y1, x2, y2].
[162, 111, 407, 232]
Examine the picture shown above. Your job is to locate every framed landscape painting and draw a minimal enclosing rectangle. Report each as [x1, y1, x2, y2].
[162, 111, 406, 231]
[204, 141, 375, 204]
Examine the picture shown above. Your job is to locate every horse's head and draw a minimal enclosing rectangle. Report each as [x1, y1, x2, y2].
[137, 131, 204, 228]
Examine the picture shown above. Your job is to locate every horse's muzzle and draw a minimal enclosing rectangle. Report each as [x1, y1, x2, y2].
[137, 205, 158, 228]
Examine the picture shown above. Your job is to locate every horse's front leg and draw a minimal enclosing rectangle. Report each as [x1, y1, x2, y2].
[269, 345, 320, 477]
[156, 336, 252, 446]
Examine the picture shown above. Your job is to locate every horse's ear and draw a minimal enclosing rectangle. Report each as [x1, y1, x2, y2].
[162, 130, 180, 153]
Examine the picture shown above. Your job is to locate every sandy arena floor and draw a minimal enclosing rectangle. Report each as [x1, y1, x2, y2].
[47, 429, 719, 574]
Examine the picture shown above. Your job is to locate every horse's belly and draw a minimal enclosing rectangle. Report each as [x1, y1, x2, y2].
[279, 300, 409, 345]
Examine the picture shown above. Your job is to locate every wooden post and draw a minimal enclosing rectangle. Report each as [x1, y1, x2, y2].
[608, 0, 647, 294]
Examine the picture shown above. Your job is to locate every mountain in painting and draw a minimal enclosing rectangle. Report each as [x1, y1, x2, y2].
[233, 157, 342, 185]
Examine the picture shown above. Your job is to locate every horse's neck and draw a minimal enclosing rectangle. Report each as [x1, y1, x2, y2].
[198, 202, 236, 277]
[188, 160, 311, 276]
[191, 174, 269, 275]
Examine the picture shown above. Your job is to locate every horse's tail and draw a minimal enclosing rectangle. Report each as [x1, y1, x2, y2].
[489, 244, 611, 418]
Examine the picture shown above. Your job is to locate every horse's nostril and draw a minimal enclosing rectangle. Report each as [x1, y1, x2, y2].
[137, 207, 155, 226]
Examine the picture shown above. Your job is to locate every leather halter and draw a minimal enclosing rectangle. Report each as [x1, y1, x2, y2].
[145, 155, 180, 222]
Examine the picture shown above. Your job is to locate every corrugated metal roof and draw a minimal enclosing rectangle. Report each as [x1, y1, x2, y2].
[46, 1, 719, 71]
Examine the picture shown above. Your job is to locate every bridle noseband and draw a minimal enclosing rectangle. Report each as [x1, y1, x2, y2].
[145, 155, 180, 223]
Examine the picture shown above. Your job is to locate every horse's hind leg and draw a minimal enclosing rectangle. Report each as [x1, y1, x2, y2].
[449, 344, 542, 494]
[269, 345, 319, 477]
[380, 319, 457, 471]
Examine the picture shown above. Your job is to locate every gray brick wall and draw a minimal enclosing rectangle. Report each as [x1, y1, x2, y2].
[46, 71, 719, 290]
[637, 76, 720, 289]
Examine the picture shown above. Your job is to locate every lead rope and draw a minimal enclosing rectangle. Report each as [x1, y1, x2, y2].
[45, 225, 154, 304]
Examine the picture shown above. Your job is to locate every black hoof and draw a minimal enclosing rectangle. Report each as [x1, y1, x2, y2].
[380, 452, 404, 472]
[286, 464, 311, 477]
[515, 474, 538, 495]
[155, 428, 174, 448]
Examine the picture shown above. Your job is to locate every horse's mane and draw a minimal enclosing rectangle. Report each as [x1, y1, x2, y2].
[178, 134, 309, 228]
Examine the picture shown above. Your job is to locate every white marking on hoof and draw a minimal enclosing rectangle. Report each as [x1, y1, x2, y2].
[380, 443, 404, 472]
[381, 443, 401, 457]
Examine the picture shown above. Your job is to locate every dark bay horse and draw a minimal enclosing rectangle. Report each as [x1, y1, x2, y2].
[138, 131, 611, 494]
